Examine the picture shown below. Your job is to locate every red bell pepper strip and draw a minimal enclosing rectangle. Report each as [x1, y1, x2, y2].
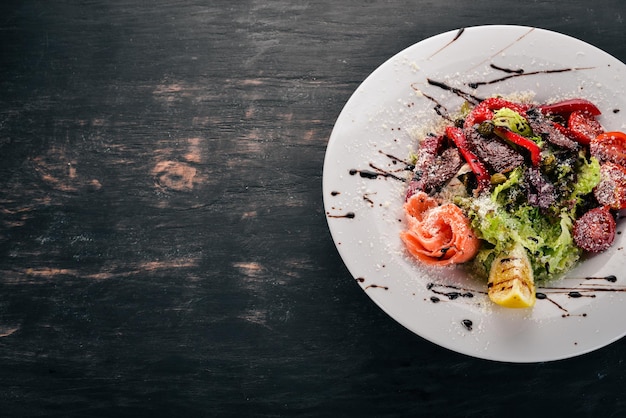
[445, 126, 491, 193]
[463, 97, 531, 129]
[493, 126, 542, 166]
[551, 121, 571, 137]
[538, 98, 601, 117]
[464, 101, 493, 129]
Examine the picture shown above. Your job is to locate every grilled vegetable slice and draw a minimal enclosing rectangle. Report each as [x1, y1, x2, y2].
[487, 243, 536, 308]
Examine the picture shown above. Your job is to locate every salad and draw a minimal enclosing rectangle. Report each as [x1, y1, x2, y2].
[401, 96, 626, 308]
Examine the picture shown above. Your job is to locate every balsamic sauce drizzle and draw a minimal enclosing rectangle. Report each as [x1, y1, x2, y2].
[451, 28, 465, 42]
[586, 275, 617, 283]
[427, 282, 483, 300]
[348, 163, 406, 181]
[356, 277, 388, 291]
[423, 61, 596, 116]
[427, 27, 465, 60]
[426, 275, 623, 318]
[426, 78, 483, 104]
[467, 66, 595, 89]
[329, 152, 411, 219]
[489, 63, 524, 74]
[461, 319, 473, 331]
[378, 150, 412, 167]
[365, 284, 389, 290]
[468, 28, 535, 71]
[409, 85, 456, 121]
[327, 212, 355, 219]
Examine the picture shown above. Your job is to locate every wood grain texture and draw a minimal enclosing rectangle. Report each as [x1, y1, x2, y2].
[1, 0, 626, 416]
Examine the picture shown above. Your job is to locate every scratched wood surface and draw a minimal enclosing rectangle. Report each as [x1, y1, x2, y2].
[1, 1, 626, 416]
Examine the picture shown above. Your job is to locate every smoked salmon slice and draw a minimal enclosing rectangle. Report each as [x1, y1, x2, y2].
[400, 192, 480, 266]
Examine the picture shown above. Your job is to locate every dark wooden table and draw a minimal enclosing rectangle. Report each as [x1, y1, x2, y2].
[1, 1, 625, 416]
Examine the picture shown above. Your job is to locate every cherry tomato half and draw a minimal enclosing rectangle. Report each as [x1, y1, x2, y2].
[567, 111, 604, 145]
[573, 206, 616, 253]
[594, 162, 626, 210]
[590, 131, 626, 166]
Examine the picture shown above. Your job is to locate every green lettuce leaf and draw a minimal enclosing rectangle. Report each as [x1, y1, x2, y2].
[458, 165, 583, 281]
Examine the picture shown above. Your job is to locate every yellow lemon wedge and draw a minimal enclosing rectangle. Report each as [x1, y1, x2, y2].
[488, 244, 536, 308]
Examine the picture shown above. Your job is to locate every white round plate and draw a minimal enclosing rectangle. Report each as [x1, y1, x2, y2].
[323, 25, 626, 362]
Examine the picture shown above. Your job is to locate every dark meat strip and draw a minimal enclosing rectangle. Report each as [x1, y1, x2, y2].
[413, 134, 444, 174]
[464, 127, 525, 174]
[526, 107, 580, 150]
[524, 165, 557, 209]
[423, 147, 464, 194]
[406, 137, 463, 197]
[406, 135, 443, 198]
